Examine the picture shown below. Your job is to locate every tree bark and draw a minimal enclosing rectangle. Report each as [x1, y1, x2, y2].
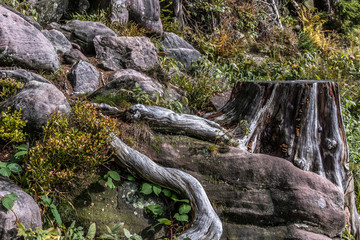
[207, 80, 360, 237]
[109, 133, 223, 240]
[125, 104, 232, 144]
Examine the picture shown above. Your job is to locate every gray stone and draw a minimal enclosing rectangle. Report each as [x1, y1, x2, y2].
[89, 69, 163, 99]
[0, 6, 60, 72]
[0, 69, 50, 84]
[161, 32, 201, 69]
[110, 0, 129, 24]
[128, 0, 163, 35]
[94, 36, 159, 72]
[63, 49, 88, 64]
[0, 81, 71, 131]
[0, 176, 42, 240]
[0, 3, 41, 30]
[68, 60, 99, 93]
[28, 0, 69, 25]
[61, 20, 116, 53]
[42, 29, 72, 55]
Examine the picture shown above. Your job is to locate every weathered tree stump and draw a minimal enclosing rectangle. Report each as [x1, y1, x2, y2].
[207, 80, 360, 236]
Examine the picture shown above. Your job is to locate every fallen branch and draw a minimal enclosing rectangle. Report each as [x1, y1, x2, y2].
[110, 133, 223, 240]
[126, 104, 232, 144]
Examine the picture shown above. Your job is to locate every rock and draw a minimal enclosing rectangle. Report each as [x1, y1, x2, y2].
[0, 176, 42, 240]
[0, 81, 71, 131]
[0, 6, 60, 72]
[42, 29, 73, 55]
[161, 32, 201, 69]
[89, 69, 163, 99]
[0, 69, 50, 84]
[128, 0, 163, 35]
[137, 134, 346, 239]
[61, 20, 116, 53]
[62, 179, 165, 238]
[94, 35, 159, 72]
[63, 49, 89, 64]
[110, 0, 129, 24]
[28, 0, 69, 25]
[0, 3, 41, 30]
[68, 60, 99, 93]
[210, 91, 231, 111]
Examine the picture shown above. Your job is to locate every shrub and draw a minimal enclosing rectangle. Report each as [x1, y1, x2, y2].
[26, 102, 118, 193]
[0, 77, 24, 101]
[0, 108, 27, 143]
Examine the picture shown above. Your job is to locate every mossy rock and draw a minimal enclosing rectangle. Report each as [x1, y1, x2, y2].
[59, 178, 166, 239]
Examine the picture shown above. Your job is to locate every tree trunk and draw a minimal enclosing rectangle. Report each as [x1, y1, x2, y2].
[207, 80, 360, 236]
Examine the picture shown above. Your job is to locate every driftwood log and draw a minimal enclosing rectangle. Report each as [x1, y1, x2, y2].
[126, 104, 231, 144]
[110, 133, 223, 240]
[207, 80, 360, 237]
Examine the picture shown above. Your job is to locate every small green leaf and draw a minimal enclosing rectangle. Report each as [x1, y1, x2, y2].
[132, 234, 143, 240]
[7, 193, 18, 201]
[174, 213, 189, 222]
[123, 228, 131, 238]
[177, 199, 190, 203]
[86, 222, 96, 239]
[107, 178, 115, 189]
[51, 207, 62, 227]
[0, 162, 7, 168]
[179, 204, 191, 214]
[127, 175, 136, 181]
[152, 185, 162, 196]
[107, 171, 121, 181]
[41, 195, 52, 206]
[0, 168, 11, 177]
[162, 188, 172, 197]
[140, 182, 153, 195]
[16, 144, 28, 151]
[157, 218, 172, 225]
[2, 196, 14, 211]
[146, 204, 163, 216]
[111, 224, 122, 233]
[7, 163, 22, 173]
[14, 151, 28, 158]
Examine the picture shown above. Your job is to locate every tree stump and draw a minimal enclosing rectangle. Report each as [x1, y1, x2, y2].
[207, 80, 360, 236]
[208, 81, 348, 190]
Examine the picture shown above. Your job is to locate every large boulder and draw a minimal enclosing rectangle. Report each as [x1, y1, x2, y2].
[94, 36, 159, 72]
[0, 81, 71, 131]
[89, 69, 164, 99]
[135, 134, 346, 239]
[161, 32, 201, 69]
[128, 0, 163, 35]
[0, 3, 41, 30]
[42, 29, 72, 55]
[61, 20, 116, 53]
[0, 69, 50, 84]
[0, 6, 60, 72]
[68, 60, 99, 93]
[0, 176, 42, 240]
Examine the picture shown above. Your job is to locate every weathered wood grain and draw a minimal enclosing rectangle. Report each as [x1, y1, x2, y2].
[110, 133, 223, 240]
[126, 104, 232, 144]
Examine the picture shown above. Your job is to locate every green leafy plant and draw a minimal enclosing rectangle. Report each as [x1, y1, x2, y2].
[1, 192, 18, 211]
[139, 182, 192, 239]
[0, 108, 27, 143]
[62, 221, 96, 240]
[0, 77, 24, 101]
[41, 195, 62, 227]
[26, 102, 118, 194]
[104, 171, 121, 189]
[17, 222, 60, 240]
[99, 223, 142, 240]
[0, 162, 22, 178]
